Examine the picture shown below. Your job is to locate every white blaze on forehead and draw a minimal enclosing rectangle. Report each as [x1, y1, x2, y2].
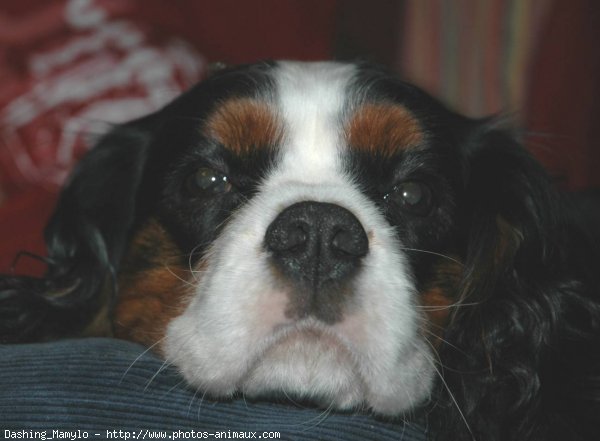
[273, 61, 356, 181]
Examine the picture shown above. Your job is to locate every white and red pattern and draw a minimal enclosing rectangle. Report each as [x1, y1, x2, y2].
[0, 0, 206, 191]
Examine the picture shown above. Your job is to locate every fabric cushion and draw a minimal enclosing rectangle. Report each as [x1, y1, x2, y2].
[0, 338, 427, 440]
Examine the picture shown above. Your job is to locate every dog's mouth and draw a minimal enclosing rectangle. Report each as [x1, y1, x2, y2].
[239, 322, 367, 410]
[164, 234, 436, 416]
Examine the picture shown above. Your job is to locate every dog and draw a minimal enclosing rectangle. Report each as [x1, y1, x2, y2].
[1, 61, 599, 441]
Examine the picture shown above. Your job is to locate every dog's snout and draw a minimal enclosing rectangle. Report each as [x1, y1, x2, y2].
[265, 201, 368, 290]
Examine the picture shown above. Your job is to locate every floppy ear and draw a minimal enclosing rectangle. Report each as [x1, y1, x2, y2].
[431, 122, 562, 440]
[433, 122, 600, 441]
[459, 123, 559, 299]
[0, 118, 155, 343]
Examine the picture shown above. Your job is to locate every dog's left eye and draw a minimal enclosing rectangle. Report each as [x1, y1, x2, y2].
[185, 167, 232, 195]
[384, 181, 433, 216]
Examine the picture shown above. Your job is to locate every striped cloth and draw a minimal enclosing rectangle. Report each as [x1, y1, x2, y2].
[398, 0, 553, 118]
[0, 338, 427, 440]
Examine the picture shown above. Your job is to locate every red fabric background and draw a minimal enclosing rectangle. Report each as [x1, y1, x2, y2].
[525, 0, 600, 190]
[0, 0, 337, 64]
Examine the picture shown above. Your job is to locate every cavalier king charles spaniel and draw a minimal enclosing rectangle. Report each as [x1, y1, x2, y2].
[1, 61, 599, 441]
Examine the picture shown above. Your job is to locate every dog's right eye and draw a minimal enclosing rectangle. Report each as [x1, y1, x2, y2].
[185, 167, 232, 196]
[383, 180, 433, 216]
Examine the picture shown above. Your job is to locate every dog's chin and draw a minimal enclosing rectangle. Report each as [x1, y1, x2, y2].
[166, 314, 435, 416]
[239, 326, 366, 411]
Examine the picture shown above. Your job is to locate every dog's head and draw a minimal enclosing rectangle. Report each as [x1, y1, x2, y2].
[2, 61, 564, 422]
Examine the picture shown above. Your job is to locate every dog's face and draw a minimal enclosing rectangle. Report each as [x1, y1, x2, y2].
[112, 61, 471, 414]
[8, 60, 558, 424]
[3, 60, 598, 441]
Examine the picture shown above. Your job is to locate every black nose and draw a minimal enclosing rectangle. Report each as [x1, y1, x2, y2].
[264, 201, 369, 290]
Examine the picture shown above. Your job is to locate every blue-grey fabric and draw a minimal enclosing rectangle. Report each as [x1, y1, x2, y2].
[0, 338, 427, 440]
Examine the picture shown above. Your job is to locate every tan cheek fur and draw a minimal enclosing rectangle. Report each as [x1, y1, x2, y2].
[114, 220, 194, 350]
[420, 259, 463, 347]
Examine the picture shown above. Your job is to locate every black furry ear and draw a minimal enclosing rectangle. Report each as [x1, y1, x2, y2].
[459, 123, 558, 299]
[432, 122, 560, 440]
[433, 121, 600, 441]
[0, 117, 155, 343]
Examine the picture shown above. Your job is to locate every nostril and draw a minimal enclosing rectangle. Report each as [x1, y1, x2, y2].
[286, 224, 308, 250]
[331, 228, 369, 257]
[266, 221, 309, 252]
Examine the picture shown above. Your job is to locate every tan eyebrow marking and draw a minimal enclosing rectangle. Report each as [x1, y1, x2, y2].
[204, 98, 283, 155]
[346, 103, 423, 156]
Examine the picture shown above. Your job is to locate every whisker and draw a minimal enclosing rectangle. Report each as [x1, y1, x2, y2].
[298, 400, 335, 432]
[398, 247, 464, 267]
[420, 321, 485, 374]
[160, 378, 188, 400]
[187, 243, 206, 282]
[154, 332, 197, 400]
[415, 301, 481, 311]
[120, 337, 166, 384]
[187, 386, 204, 417]
[281, 389, 311, 410]
[187, 267, 210, 275]
[195, 388, 211, 420]
[164, 265, 197, 287]
[397, 416, 408, 440]
[417, 340, 476, 440]
[241, 391, 250, 411]
[143, 357, 176, 392]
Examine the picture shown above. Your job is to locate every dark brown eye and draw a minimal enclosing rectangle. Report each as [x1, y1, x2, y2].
[185, 167, 232, 195]
[384, 181, 433, 216]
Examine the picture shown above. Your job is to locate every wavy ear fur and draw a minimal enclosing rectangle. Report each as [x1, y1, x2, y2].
[0, 119, 155, 343]
[432, 123, 600, 441]
[0, 64, 272, 344]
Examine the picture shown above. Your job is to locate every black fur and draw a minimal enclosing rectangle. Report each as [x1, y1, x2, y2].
[0, 62, 275, 342]
[431, 125, 600, 440]
[0, 122, 153, 342]
[1, 61, 599, 441]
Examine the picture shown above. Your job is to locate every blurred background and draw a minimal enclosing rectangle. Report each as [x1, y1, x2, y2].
[1, 0, 599, 274]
